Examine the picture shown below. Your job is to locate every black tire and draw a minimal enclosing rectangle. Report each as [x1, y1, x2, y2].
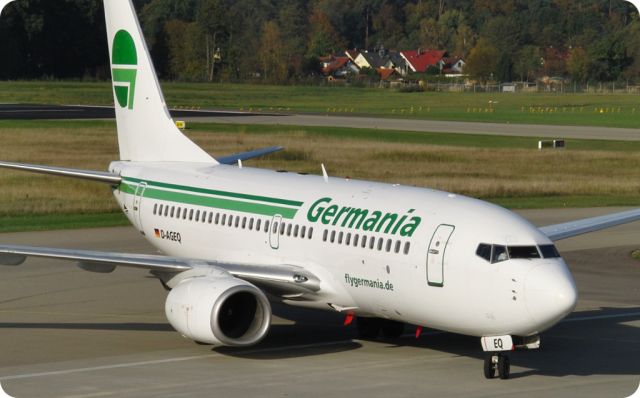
[498, 355, 510, 380]
[356, 317, 382, 339]
[483, 355, 496, 379]
[381, 320, 405, 339]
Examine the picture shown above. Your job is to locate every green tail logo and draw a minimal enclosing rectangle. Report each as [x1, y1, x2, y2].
[112, 30, 137, 110]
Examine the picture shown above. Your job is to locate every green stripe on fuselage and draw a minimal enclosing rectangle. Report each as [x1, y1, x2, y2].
[120, 180, 299, 219]
[123, 177, 303, 207]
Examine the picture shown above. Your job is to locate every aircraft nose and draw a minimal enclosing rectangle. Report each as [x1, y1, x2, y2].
[524, 261, 578, 331]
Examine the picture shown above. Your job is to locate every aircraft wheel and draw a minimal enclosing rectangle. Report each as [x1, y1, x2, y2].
[356, 317, 382, 339]
[381, 320, 405, 339]
[483, 355, 496, 379]
[498, 355, 510, 380]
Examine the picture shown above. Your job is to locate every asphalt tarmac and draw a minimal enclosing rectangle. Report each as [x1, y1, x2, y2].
[0, 208, 638, 397]
[0, 104, 259, 120]
[2, 104, 640, 141]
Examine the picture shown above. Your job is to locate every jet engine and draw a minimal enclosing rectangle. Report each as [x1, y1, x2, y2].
[165, 275, 271, 346]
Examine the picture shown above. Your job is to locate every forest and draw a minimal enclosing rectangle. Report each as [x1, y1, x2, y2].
[1, 0, 640, 84]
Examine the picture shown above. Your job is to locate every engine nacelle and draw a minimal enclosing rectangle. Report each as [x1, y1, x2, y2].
[165, 275, 271, 346]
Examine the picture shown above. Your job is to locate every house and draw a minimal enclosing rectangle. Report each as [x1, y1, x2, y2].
[345, 49, 360, 63]
[353, 50, 394, 71]
[319, 55, 359, 79]
[442, 57, 466, 76]
[400, 49, 448, 73]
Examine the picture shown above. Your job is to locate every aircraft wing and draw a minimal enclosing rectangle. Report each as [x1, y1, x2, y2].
[0, 244, 321, 296]
[539, 208, 640, 241]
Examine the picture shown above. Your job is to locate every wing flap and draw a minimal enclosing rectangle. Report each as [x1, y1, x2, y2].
[540, 208, 640, 241]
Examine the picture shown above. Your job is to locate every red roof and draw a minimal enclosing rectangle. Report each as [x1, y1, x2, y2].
[401, 50, 446, 73]
[322, 57, 349, 75]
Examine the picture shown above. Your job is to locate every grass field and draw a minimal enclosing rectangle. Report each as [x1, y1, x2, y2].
[2, 81, 640, 128]
[0, 119, 639, 232]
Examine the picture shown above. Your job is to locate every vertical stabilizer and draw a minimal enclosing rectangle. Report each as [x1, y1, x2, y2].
[103, 0, 216, 163]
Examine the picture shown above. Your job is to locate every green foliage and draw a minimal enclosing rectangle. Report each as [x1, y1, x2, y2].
[2, 0, 640, 83]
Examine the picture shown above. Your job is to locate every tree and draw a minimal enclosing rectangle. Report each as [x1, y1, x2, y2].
[567, 47, 588, 83]
[514, 45, 541, 82]
[464, 38, 499, 83]
[197, 0, 228, 82]
[259, 21, 287, 82]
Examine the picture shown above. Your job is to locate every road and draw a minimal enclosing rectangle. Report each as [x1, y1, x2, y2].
[0, 208, 639, 397]
[2, 104, 640, 141]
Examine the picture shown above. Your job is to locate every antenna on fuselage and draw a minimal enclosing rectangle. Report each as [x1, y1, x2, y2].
[321, 164, 329, 183]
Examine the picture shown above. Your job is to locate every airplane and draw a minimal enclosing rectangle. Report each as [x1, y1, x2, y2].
[2, 0, 640, 381]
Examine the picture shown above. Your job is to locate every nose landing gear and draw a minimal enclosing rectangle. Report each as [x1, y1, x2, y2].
[483, 353, 510, 379]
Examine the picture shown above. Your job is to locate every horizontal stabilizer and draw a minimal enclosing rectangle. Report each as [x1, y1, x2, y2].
[0, 161, 121, 184]
[217, 146, 284, 165]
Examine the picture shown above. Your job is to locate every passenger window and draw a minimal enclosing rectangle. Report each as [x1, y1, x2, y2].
[158, 204, 163, 215]
[272, 222, 278, 234]
[361, 235, 367, 248]
[208, 212, 213, 224]
[345, 233, 351, 245]
[323, 229, 328, 242]
[280, 222, 286, 235]
[215, 213, 220, 224]
[330, 230, 336, 243]
[249, 218, 254, 230]
[183, 208, 187, 220]
[264, 220, 270, 233]
[476, 244, 492, 262]
[377, 238, 384, 251]
[189, 209, 193, 221]
[293, 225, 299, 237]
[153, 203, 157, 215]
[353, 234, 359, 247]
[386, 239, 392, 252]
[539, 244, 560, 258]
[221, 214, 226, 224]
[164, 206, 169, 217]
[308, 227, 313, 239]
[301, 225, 306, 238]
[256, 219, 261, 231]
[201, 211, 207, 223]
[369, 237, 375, 249]
[492, 245, 508, 263]
[242, 217, 247, 229]
[287, 224, 292, 236]
[228, 215, 233, 226]
[195, 210, 200, 222]
[170, 206, 174, 217]
[395, 240, 401, 253]
[403, 242, 410, 255]
[235, 217, 240, 228]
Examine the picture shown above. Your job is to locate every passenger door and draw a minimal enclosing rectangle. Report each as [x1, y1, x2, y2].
[133, 182, 147, 232]
[426, 224, 455, 287]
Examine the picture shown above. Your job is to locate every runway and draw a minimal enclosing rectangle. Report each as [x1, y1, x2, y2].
[0, 208, 639, 397]
[2, 104, 640, 141]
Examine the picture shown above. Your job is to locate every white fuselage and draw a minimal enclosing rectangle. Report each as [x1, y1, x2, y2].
[110, 161, 577, 338]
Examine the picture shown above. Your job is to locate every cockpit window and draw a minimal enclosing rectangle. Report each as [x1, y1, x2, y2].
[476, 244, 491, 262]
[539, 244, 560, 258]
[492, 245, 508, 263]
[508, 246, 541, 259]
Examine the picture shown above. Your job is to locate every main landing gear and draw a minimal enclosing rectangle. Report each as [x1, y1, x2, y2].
[483, 353, 510, 380]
